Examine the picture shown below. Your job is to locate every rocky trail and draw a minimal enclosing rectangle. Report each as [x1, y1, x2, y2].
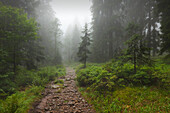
[29, 67, 95, 113]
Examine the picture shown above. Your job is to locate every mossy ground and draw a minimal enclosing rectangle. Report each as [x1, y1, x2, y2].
[76, 57, 170, 113]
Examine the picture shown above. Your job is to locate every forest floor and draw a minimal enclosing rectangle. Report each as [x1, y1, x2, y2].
[29, 67, 95, 113]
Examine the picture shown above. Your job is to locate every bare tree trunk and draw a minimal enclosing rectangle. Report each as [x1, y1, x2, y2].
[147, 0, 152, 57]
[13, 45, 16, 75]
[134, 48, 137, 74]
[84, 42, 87, 68]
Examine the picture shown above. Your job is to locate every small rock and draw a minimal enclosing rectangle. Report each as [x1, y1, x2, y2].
[75, 110, 81, 113]
[49, 103, 54, 106]
[66, 78, 71, 81]
[51, 85, 60, 89]
[44, 107, 49, 111]
[68, 101, 75, 106]
[49, 107, 52, 111]
[53, 96, 59, 99]
[82, 99, 85, 102]
[64, 110, 68, 113]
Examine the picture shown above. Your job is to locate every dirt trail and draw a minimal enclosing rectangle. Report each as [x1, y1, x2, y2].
[29, 67, 95, 113]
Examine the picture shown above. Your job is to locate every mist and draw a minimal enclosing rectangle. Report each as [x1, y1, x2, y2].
[51, 0, 92, 33]
[0, 0, 169, 112]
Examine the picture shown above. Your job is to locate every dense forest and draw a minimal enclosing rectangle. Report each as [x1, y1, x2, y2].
[0, 0, 169, 113]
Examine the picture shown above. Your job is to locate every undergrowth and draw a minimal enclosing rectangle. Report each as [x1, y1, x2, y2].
[79, 87, 170, 113]
[0, 65, 66, 112]
[76, 57, 170, 113]
[0, 86, 43, 113]
[0, 66, 66, 97]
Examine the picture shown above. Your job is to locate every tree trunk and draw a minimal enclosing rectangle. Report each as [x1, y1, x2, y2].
[109, 33, 113, 60]
[13, 45, 16, 75]
[134, 48, 137, 74]
[147, 0, 152, 57]
[84, 43, 87, 68]
[84, 58, 86, 68]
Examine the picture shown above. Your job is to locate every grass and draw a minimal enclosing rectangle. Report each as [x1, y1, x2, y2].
[76, 56, 170, 113]
[54, 79, 64, 84]
[0, 65, 66, 112]
[0, 86, 44, 113]
[79, 87, 170, 113]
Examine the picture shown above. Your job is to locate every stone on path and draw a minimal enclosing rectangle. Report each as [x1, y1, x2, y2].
[29, 67, 95, 113]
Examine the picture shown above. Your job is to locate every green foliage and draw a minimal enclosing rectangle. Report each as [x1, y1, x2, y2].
[77, 65, 102, 87]
[0, 66, 66, 98]
[0, 66, 66, 111]
[92, 69, 117, 92]
[76, 57, 169, 112]
[0, 72, 16, 96]
[90, 0, 160, 62]
[15, 66, 66, 87]
[55, 66, 66, 77]
[76, 57, 170, 93]
[77, 23, 91, 68]
[0, 86, 43, 113]
[0, 49, 8, 74]
[79, 87, 170, 113]
[54, 79, 64, 84]
[0, 3, 39, 74]
[125, 22, 153, 73]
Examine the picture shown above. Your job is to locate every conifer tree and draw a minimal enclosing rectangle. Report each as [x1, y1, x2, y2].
[125, 23, 152, 73]
[77, 23, 91, 68]
[156, 0, 170, 56]
[0, 5, 38, 73]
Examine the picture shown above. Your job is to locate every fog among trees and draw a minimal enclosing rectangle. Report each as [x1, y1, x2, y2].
[0, 0, 169, 112]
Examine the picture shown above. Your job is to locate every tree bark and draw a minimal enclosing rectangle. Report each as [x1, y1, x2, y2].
[134, 48, 137, 74]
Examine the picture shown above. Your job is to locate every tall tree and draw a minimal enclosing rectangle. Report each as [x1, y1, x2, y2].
[62, 25, 73, 64]
[0, 0, 40, 17]
[91, 0, 161, 63]
[156, 0, 170, 56]
[0, 4, 38, 74]
[50, 18, 62, 65]
[125, 0, 160, 56]
[0, 0, 63, 67]
[125, 23, 152, 73]
[91, 0, 125, 62]
[36, 0, 62, 65]
[71, 24, 81, 62]
[77, 24, 91, 68]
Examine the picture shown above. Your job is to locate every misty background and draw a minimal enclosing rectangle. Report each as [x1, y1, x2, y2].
[51, 0, 92, 33]
[0, 0, 169, 112]
[50, 0, 92, 64]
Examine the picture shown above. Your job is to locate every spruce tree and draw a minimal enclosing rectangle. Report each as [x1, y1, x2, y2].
[125, 23, 152, 73]
[77, 23, 91, 68]
[156, 0, 170, 56]
[0, 4, 38, 74]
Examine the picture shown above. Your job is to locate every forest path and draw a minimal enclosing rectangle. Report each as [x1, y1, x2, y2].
[30, 67, 95, 113]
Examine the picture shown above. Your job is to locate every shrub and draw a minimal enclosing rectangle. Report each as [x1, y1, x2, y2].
[15, 68, 34, 87]
[92, 69, 117, 92]
[0, 73, 16, 96]
[77, 66, 102, 87]
[76, 59, 170, 92]
[0, 86, 43, 113]
[15, 66, 66, 88]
